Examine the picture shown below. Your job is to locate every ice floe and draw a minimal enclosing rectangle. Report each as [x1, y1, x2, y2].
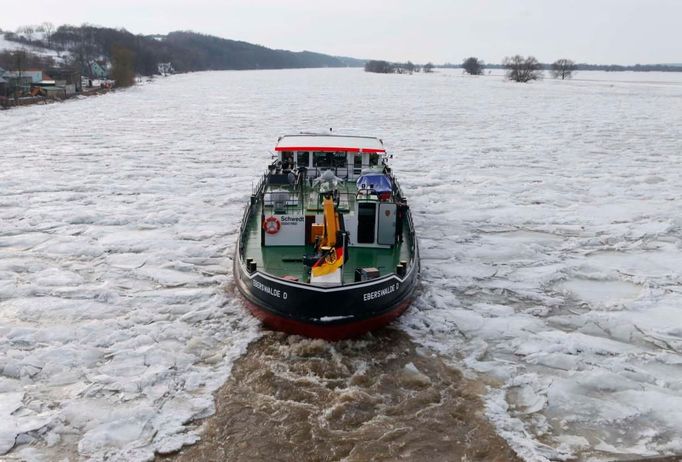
[2, 67, 682, 460]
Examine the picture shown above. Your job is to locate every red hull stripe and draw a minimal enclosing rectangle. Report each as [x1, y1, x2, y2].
[242, 298, 412, 341]
[274, 146, 386, 153]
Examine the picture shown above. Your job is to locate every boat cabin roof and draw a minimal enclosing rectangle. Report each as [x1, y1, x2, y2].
[275, 134, 386, 153]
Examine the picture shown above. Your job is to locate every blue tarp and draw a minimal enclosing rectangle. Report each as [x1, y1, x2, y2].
[356, 174, 392, 193]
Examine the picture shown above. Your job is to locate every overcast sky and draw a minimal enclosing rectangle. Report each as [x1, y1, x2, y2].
[2, 0, 680, 64]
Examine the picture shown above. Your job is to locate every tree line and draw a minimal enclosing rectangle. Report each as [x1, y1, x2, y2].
[365, 55, 577, 81]
[2, 24, 358, 88]
[462, 55, 579, 81]
[364, 60, 435, 74]
[442, 58, 682, 74]
[0, 49, 55, 73]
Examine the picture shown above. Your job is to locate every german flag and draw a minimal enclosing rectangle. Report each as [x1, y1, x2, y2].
[311, 246, 344, 278]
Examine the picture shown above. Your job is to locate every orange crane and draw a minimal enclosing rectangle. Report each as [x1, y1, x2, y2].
[310, 195, 346, 283]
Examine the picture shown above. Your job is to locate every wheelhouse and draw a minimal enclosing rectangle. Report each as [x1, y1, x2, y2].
[275, 134, 386, 181]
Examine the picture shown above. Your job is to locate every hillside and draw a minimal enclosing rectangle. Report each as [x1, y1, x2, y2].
[0, 25, 363, 74]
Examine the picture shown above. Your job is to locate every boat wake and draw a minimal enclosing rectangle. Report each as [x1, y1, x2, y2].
[167, 329, 519, 462]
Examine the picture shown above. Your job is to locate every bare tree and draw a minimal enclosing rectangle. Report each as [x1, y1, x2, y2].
[423, 62, 434, 73]
[69, 26, 98, 79]
[503, 55, 543, 82]
[364, 60, 394, 74]
[111, 44, 135, 87]
[462, 57, 484, 75]
[12, 50, 27, 101]
[17, 25, 35, 42]
[42, 22, 55, 48]
[551, 58, 576, 80]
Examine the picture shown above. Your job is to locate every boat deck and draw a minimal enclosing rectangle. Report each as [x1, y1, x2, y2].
[263, 177, 360, 214]
[242, 177, 412, 283]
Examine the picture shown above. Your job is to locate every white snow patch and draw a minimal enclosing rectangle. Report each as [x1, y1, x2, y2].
[557, 278, 642, 306]
[0, 33, 71, 64]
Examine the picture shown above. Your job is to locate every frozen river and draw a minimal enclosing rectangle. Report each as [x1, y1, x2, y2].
[1, 68, 682, 461]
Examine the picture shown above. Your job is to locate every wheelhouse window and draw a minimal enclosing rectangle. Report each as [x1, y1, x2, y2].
[369, 153, 380, 167]
[353, 153, 362, 172]
[281, 151, 294, 169]
[334, 152, 348, 168]
[313, 152, 347, 168]
[296, 151, 309, 167]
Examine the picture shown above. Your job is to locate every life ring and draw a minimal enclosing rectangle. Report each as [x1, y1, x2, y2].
[263, 216, 281, 235]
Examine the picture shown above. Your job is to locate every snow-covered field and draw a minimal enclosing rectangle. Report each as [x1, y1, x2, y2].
[0, 33, 70, 64]
[1, 68, 682, 461]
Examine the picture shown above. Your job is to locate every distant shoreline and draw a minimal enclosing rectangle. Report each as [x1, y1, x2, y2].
[439, 63, 682, 73]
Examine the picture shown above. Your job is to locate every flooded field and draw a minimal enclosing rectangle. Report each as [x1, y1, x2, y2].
[2, 68, 682, 461]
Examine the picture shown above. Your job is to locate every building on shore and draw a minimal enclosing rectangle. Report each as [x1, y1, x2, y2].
[1, 65, 83, 106]
[4, 69, 45, 83]
[3, 72, 33, 97]
[83, 60, 108, 87]
[0, 66, 7, 98]
[48, 67, 82, 94]
[0, 77, 7, 99]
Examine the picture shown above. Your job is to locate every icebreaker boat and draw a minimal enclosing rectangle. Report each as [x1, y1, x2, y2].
[234, 134, 419, 340]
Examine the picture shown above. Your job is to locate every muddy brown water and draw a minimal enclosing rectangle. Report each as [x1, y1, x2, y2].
[161, 328, 520, 462]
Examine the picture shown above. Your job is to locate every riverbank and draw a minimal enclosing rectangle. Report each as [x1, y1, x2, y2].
[0, 86, 113, 109]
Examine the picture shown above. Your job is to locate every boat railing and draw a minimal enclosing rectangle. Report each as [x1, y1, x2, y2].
[390, 174, 405, 200]
[263, 190, 301, 211]
[237, 173, 269, 258]
[252, 173, 267, 196]
[302, 181, 356, 211]
[405, 208, 418, 269]
[260, 169, 307, 214]
[237, 202, 254, 258]
[388, 173, 416, 267]
[307, 166, 352, 180]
